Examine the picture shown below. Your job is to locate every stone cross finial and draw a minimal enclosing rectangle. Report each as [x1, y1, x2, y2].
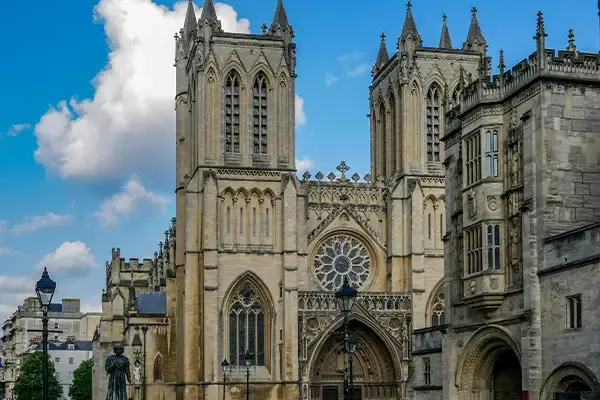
[471, 7, 477, 16]
[380, 32, 386, 41]
[261, 23, 268, 34]
[442, 13, 447, 21]
[336, 161, 350, 182]
[567, 28, 577, 51]
[406, 1, 412, 10]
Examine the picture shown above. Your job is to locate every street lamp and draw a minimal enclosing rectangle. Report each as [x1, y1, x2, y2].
[244, 350, 252, 400]
[35, 267, 56, 400]
[221, 358, 229, 400]
[346, 335, 358, 400]
[335, 277, 357, 400]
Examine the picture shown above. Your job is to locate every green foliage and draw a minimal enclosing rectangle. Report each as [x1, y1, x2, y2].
[13, 351, 63, 400]
[68, 359, 93, 400]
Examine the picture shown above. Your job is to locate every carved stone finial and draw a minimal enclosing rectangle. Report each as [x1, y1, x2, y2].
[302, 171, 311, 182]
[336, 161, 350, 181]
[351, 173, 360, 183]
[535, 11, 548, 38]
[471, 6, 477, 16]
[364, 173, 372, 184]
[261, 23, 268, 34]
[315, 171, 324, 182]
[380, 32, 386, 41]
[498, 49, 505, 71]
[567, 28, 577, 52]
[327, 172, 336, 182]
[442, 13, 447, 21]
[406, 1, 412, 10]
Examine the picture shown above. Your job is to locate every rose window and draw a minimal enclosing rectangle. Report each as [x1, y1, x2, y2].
[313, 234, 371, 291]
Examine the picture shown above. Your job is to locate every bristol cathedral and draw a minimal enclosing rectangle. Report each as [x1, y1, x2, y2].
[92, 0, 600, 399]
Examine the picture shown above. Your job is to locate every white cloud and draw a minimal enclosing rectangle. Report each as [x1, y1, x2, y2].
[6, 123, 31, 136]
[325, 73, 339, 88]
[0, 220, 7, 234]
[37, 241, 96, 272]
[32, 0, 306, 183]
[0, 247, 16, 256]
[33, 1, 248, 181]
[81, 299, 102, 313]
[94, 175, 169, 227]
[295, 94, 307, 127]
[337, 52, 364, 64]
[296, 158, 315, 171]
[0, 276, 35, 292]
[11, 213, 74, 235]
[348, 64, 369, 77]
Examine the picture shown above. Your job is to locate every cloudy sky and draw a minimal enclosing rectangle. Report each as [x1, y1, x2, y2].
[0, 0, 597, 322]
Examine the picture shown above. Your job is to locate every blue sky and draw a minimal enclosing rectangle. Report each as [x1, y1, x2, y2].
[0, 0, 597, 321]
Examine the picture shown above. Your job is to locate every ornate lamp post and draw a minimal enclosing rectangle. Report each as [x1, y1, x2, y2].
[346, 335, 358, 400]
[244, 350, 252, 400]
[221, 358, 229, 400]
[35, 267, 56, 400]
[335, 277, 357, 400]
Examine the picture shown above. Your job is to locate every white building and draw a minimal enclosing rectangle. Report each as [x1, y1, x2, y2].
[0, 298, 100, 400]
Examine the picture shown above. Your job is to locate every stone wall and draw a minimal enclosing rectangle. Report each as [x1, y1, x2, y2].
[541, 83, 600, 237]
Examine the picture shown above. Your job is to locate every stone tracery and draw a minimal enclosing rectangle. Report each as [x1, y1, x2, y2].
[313, 234, 372, 291]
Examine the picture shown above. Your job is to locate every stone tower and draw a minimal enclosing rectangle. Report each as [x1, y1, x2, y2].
[173, 0, 301, 398]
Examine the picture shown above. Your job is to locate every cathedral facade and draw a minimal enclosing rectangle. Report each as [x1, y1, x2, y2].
[92, 1, 600, 400]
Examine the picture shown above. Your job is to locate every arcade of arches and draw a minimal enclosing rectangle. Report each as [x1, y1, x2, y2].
[309, 320, 401, 400]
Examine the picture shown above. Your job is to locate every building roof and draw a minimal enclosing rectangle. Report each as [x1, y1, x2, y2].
[136, 291, 167, 316]
[32, 340, 93, 352]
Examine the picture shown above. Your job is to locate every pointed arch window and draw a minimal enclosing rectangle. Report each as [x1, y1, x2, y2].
[252, 208, 257, 235]
[228, 281, 268, 367]
[153, 355, 164, 382]
[389, 93, 397, 172]
[265, 208, 270, 236]
[485, 129, 499, 177]
[226, 207, 231, 234]
[379, 101, 387, 176]
[239, 208, 244, 235]
[428, 213, 432, 239]
[225, 72, 241, 153]
[253, 74, 268, 154]
[426, 85, 442, 162]
[431, 290, 445, 327]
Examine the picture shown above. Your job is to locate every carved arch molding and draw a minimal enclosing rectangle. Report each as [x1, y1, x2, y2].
[540, 362, 600, 400]
[455, 325, 522, 391]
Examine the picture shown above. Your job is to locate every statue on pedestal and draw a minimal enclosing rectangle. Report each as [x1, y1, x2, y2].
[106, 344, 131, 400]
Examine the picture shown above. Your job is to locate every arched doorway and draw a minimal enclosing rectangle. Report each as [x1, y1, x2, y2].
[310, 320, 399, 400]
[540, 362, 600, 400]
[456, 325, 522, 400]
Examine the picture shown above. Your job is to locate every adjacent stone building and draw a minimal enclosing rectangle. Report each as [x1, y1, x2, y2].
[441, 11, 600, 400]
[92, 1, 600, 400]
[0, 298, 100, 400]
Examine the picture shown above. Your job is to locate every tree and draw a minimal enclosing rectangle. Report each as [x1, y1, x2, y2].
[68, 359, 93, 400]
[13, 351, 63, 400]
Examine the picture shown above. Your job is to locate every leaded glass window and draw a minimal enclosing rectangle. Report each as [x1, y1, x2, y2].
[313, 234, 371, 291]
[426, 85, 442, 162]
[228, 282, 266, 366]
[253, 74, 268, 154]
[431, 290, 445, 327]
[225, 72, 241, 153]
[487, 224, 501, 270]
[486, 129, 499, 177]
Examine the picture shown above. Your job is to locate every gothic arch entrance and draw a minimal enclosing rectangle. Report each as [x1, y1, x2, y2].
[309, 320, 400, 400]
[540, 362, 600, 400]
[456, 325, 522, 400]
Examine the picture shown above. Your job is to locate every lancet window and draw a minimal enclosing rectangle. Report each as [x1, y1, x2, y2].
[431, 290, 446, 327]
[486, 129, 499, 177]
[389, 93, 397, 172]
[228, 281, 267, 367]
[253, 74, 268, 154]
[225, 72, 241, 153]
[379, 101, 387, 176]
[426, 85, 442, 162]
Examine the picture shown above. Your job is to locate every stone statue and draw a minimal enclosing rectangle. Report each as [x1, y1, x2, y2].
[133, 360, 142, 386]
[511, 148, 520, 186]
[510, 217, 521, 262]
[105, 344, 131, 400]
